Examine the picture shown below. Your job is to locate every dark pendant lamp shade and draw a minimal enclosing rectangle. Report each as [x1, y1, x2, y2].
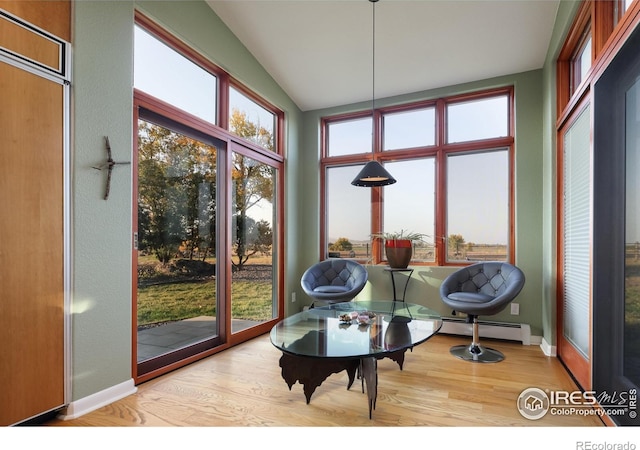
[351, 160, 397, 187]
[350, 1, 396, 188]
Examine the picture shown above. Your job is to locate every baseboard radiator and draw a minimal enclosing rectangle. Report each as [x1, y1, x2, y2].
[440, 316, 531, 345]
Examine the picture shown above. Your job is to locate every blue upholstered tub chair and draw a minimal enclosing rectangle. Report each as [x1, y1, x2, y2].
[301, 258, 368, 307]
[440, 261, 525, 363]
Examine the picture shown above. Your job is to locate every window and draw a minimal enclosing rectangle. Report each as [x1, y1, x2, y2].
[134, 25, 217, 124]
[557, 0, 636, 114]
[447, 95, 509, 143]
[325, 165, 372, 258]
[229, 85, 276, 151]
[321, 88, 514, 266]
[383, 158, 436, 263]
[446, 149, 509, 262]
[327, 116, 372, 156]
[383, 107, 435, 150]
[571, 28, 592, 94]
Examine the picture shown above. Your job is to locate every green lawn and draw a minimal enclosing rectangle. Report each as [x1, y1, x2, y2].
[137, 279, 273, 326]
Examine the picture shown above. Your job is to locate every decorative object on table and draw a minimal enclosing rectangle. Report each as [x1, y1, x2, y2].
[357, 313, 375, 326]
[339, 313, 352, 323]
[339, 311, 375, 325]
[371, 230, 428, 268]
[439, 261, 525, 363]
[301, 258, 368, 307]
[350, 0, 396, 189]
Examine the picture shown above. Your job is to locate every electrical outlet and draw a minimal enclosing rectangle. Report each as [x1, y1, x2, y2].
[292, 292, 296, 303]
[510, 303, 520, 315]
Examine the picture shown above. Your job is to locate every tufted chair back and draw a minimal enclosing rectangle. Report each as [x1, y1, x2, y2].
[440, 262, 525, 317]
[301, 259, 368, 304]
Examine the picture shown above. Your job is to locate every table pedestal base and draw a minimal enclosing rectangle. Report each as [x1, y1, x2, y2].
[278, 348, 408, 418]
[279, 353, 360, 404]
[360, 357, 377, 419]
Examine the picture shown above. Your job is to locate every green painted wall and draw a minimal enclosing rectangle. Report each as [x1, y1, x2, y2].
[72, 0, 135, 401]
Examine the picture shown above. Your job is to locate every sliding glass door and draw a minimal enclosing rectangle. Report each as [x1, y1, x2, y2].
[593, 22, 640, 426]
[135, 113, 224, 377]
[230, 149, 279, 331]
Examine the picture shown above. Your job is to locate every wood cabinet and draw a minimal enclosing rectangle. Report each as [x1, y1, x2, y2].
[0, 1, 69, 426]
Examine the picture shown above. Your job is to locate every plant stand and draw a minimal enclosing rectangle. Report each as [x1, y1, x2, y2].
[384, 267, 414, 302]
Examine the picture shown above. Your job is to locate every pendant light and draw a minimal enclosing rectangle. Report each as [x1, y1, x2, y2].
[351, 0, 396, 187]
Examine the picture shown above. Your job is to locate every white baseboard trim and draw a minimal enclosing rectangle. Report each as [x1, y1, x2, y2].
[540, 336, 557, 357]
[58, 379, 137, 420]
[530, 335, 542, 346]
[441, 317, 534, 345]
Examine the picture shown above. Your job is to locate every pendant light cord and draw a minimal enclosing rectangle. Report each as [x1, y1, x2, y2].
[372, 0, 376, 113]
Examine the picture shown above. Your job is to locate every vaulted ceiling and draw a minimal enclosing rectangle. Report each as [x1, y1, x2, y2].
[207, 0, 560, 111]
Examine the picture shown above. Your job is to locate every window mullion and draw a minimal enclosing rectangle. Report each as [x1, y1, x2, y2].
[435, 149, 447, 265]
[372, 109, 382, 157]
[371, 186, 383, 264]
[372, 109, 383, 263]
[435, 99, 447, 265]
[218, 73, 229, 130]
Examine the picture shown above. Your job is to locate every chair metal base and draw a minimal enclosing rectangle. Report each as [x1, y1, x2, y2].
[449, 343, 505, 363]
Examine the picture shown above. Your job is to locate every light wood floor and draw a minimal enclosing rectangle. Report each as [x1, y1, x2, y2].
[46, 334, 604, 427]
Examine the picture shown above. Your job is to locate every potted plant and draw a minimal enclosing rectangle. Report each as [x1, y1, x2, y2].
[371, 230, 428, 269]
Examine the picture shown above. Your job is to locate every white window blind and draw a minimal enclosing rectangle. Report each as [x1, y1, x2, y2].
[563, 104, 591, 358]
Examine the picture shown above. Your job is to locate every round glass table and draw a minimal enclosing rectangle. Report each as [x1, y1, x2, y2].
[270, 300, 442, 418]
